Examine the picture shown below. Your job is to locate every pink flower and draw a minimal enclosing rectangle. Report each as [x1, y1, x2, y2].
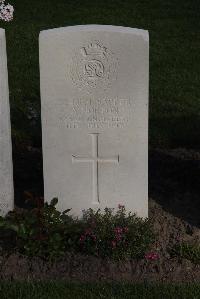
[114, 227, 123, 234]
[145, 252, 159, 261]
[79, 235, 86, 243]
[0, 1, 14, 22]
[111, 240, 116, 248]
[81, 228, 97, 242]
[116, 236, 122, 242]
[123, 227, 129, 233]
[85, 228, 92, 235]
[118, 204, 125, 209]
[92, 235, 96, 241]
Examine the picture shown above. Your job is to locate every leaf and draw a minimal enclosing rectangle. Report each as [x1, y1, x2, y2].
[63, 209, 71, 214]
[50, 198, 58, 207]
[19, 223, 27, 236]
[0, 221, 6, 228]
[8, 224, 19, 232]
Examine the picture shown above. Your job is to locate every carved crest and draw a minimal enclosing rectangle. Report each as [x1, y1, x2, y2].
[70, 40, 118, 94]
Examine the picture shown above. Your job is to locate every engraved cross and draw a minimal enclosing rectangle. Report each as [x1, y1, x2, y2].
[72, 133, 119, 204]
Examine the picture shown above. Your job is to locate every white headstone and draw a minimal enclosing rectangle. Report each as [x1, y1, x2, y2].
[40, 25, 149, 218]
[0, 29, 14, 216]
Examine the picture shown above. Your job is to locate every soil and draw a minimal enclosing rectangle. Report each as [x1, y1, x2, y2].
[0, 146, 199, 282]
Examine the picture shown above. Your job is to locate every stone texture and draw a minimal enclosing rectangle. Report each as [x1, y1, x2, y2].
[39, 25, 149, 217]
[0, 29, 14, 216]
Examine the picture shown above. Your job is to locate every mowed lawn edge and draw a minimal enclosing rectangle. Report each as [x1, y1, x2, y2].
[0, 282, 200, 299]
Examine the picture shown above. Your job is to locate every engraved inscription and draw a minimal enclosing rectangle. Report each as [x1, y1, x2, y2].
[70, 41, 118, 94]
[66, 97, 132, 129]
[72, 133, 119, 204]
[45, 97, 133, 129]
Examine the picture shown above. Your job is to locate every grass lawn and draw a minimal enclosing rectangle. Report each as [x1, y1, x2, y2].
[0, 282, 200, 299]
[0, 0, 199, 149]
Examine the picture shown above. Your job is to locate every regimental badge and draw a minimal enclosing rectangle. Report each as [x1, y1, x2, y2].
[70, 40, 118, 94]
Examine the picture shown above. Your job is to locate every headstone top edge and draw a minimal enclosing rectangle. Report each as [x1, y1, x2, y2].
[39, 25, 149, 42]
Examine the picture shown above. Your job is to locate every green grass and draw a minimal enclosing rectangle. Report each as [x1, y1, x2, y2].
[172, 242, 200, 265]
[1, 0, 200, 148]
[0, 282, 200, 299]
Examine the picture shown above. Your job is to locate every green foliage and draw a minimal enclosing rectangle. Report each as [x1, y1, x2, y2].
[0, 197, 72, 259]
[0, 198, 154, 261]
[79, 205, 154, 260]
[171, 242, 200, 265]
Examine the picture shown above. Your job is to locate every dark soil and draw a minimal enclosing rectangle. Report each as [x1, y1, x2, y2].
[0, 146, 199, 282]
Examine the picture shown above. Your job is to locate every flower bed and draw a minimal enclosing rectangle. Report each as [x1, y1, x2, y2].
[0, 197, 154, 261]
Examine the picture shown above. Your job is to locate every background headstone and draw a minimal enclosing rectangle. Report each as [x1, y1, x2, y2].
[0, 29, 14, 216]
[40, 25, 149, 218]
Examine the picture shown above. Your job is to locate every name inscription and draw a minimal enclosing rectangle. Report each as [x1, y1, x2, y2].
[66, 97, 132, 129]
[45, 97, 133, 129]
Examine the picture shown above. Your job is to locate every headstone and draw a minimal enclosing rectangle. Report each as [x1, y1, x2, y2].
[39, 25, 149, 218]
[0, 29, 14, 216]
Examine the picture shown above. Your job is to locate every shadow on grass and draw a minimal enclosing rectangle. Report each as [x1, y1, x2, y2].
[149, 149, 200, 227]
[12, 145, 44, 209]
[150, 115, 200, 149]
